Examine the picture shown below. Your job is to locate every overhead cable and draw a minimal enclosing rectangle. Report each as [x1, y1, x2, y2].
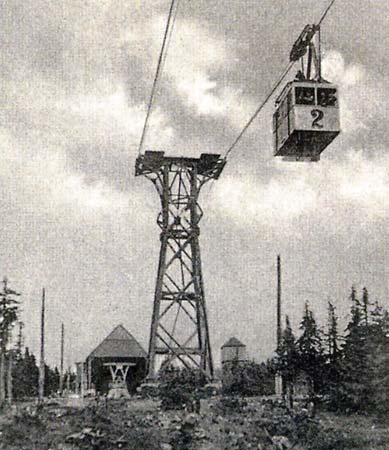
[138, 0, 179, 155]
[224, 61, 294, 159]
[318, 0, 337, 26]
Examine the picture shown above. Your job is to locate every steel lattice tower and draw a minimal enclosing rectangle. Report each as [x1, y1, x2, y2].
[135, 151, 225, 380]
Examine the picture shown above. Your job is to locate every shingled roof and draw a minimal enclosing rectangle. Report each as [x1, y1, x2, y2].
[87, 324, 147, 359]
[221, 337, 245, 348]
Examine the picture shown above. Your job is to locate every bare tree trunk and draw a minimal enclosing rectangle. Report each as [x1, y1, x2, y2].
[7, 352, 13, 404]
[0, 350, 5, 405]
[66, 367, 70, 394]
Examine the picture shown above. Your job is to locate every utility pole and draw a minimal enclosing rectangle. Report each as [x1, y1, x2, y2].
[81, 363, 85, 398]
[59, 323, 64, 396]
[275, 255, 283, 396]
[6, 319, 15, 404]
[38, 288, 45, 404]
[277, 255, 282, 349]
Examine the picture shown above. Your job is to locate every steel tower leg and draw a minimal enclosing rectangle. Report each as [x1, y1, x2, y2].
[135, 152, 225, 381]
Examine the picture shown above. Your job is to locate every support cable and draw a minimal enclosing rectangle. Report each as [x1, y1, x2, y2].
[318, 0, 337, 26]
[223, 0, 337, 161]
[138, 0, 179, 155]
[224, 61, 294, 160]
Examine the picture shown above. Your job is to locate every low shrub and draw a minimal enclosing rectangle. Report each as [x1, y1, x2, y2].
[158, 367, 205, 411]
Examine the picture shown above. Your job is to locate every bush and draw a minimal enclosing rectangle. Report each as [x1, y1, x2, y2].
[222, 360, 274, 396]
[158, 367, 205, 411]
[213, 396, 248, 415]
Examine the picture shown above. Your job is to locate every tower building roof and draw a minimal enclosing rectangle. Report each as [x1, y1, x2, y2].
[221, 337, 245, 348]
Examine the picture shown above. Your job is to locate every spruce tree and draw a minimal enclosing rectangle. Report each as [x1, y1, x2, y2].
[340, 287, 372, 412]
[361, 287, 370, 327]
[297, 303, 325, 397]
[324, 301, 342, 409]
[0, 279, 19, 405]
[365, 301, 389, 416]
[326, 301, 340, 359]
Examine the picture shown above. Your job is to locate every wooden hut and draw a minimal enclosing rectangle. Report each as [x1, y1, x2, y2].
[86, 324, 147, 397]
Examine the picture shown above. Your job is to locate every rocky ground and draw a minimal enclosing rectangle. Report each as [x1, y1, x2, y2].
[0, 396, 387, 449]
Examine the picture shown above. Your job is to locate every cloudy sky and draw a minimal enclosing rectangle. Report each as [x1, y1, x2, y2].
[1, 0, 388, 369]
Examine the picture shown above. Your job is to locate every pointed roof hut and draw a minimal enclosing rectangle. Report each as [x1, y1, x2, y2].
[88, 324, 147, 360]
[86, 325, 147, 395]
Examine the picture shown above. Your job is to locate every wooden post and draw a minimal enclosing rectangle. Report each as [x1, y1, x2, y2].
[0, 280, 6, 405]
[275, 255, 283, 396]
[38, 288, 45, 404]
[277, 255, 281, 349]
[66, 366, 70, 393]
[59, 323, 64, 396]
[87, 358, 92, 391]
[80, 363, 85, 398]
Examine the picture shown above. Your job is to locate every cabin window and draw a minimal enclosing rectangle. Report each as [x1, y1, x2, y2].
[318, 88, 337, 107]
[295, 87, 315, 105]
[279, 97, 288, 119]
[287, 90, 292, 111]
[273, 110, 279, 131]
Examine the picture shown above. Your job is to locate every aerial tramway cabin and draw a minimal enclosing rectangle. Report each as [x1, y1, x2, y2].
[273, 80, 340, 161]
[273, 24, 340, 161]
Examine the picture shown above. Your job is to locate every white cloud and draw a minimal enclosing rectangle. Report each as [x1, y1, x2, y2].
[144, 16, 255, 127]
[212, 151, 389, 227]
[50, 87, 174, 152]
[0, 127, 131, 216]
[213, 173, 318, 226]
[322, 50, 387, 133]
[59, 175, 129, 210]
[334, 151, 389, 217]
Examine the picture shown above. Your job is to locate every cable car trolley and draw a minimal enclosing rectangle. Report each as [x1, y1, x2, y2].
[273, 25, 340, 162]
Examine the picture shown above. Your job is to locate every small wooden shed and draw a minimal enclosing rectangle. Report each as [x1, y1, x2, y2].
[85, 324, 147, 396]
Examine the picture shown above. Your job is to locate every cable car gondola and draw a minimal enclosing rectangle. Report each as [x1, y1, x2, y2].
[273, 25, 340, 162]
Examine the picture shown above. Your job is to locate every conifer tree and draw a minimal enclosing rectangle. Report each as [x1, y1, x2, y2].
[364, 301, 388, 416]
[326, 301, 340, 359]
[339, 287, 377, 412]
[339, 288, 365, 411]
[14, 321, 24, 361]
[361, 287, 370, 327]
[324, 301, 342, 409]
[0, 279, 19, 405]
[297, 303, 325, 396]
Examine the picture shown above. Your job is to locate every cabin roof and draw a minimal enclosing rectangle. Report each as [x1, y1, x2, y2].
[87, 324, 147, 360]
[221, 337, 245, 348]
